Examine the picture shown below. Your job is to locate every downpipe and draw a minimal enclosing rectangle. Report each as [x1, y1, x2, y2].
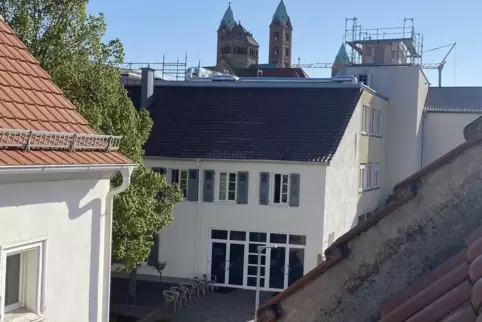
[194, 159, 201, 276]
[101, 166, 136, 322]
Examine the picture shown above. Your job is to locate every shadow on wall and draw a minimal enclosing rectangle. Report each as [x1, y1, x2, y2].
[0, 177, 103, 322]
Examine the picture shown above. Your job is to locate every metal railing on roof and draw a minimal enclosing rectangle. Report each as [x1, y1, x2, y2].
[0, 129, 122, 152]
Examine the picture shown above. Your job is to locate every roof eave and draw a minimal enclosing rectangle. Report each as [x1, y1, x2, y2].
[0, 163, 138, 175]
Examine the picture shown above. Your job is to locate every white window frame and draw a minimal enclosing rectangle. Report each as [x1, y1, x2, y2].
[0, 239, 47, 322]
[360, 163, 380, 192]
[357, 74, 369, 86]
[361, 105, 369, 134]
[375, 110, 383, 137]
[359, 164, 366, 192]
[366, 164, 373, 189]
[369, 108, 376, 135]
[358, 211, 373, 224]
[170, 169, 189, 198]
[217, 171, 237, 202]
[271, 173, 290, 205]
[373, 164, 380, 188]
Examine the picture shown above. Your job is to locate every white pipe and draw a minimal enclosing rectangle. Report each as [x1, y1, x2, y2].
[194, 158, 201, 276]
[101, 166, 136, 322]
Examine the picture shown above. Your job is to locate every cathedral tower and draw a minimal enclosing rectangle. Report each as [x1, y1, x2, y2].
[216, 3, 259, 73]
[268, 0, 293, 68]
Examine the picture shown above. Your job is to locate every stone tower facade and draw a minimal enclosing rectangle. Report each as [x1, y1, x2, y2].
[268, 0, 293, 68]
[216, 4, 259, 73]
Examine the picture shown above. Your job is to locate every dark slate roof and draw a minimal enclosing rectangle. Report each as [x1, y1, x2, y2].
[126, 84, 363, 162]
[425, 87, 482, 112]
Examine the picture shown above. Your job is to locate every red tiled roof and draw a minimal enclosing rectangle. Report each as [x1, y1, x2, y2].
[379, 226, 482, 321]
[0, 19, 131, 166]
[258, 134, 482, 318]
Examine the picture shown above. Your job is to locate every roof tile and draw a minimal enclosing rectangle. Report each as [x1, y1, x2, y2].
[425, 87, 482, 112]
[0, 19, 131, 166]
[128, 85, 363, 162]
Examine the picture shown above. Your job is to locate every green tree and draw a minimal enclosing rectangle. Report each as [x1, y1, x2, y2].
[1, 0, 182, 274]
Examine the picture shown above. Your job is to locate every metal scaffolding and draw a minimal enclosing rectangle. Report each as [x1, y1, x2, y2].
[119, 53, 188, 81]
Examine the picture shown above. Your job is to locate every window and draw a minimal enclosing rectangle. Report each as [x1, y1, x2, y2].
[359, 165, 366, 191]
[219, 172, 237, 201]
[1, 240, 46, 320]
[375, 110, 383, 137]
[360, 163, 380, 192]
[5, 254, 21, 307]
[369, 108, 376, 135]
[363, 107, 382, 137]
[285, 47, 290, 57]
[358, 211, 373, 224]
[358, 74, 368, 85]
[273, 46, 279, 56]
[171, 169, 188, 198]
[362, 105, 369, 134]
[374, 164, 380, 188]
[274, 31, 279, 40]
[273, 174, 289, 204]
[285, 33, 290, 41]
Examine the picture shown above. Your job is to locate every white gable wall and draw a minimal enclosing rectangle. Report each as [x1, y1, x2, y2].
[0, 177, 110, 322]
[323, 98, 361, 249]
[422, 112, 481, 166]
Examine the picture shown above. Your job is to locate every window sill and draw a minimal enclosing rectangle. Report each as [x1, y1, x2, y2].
[359, 187, 380, 193]
[270, 203, 290, 208]
[5, 308, 45, 322]
[214, 200, 237, 205]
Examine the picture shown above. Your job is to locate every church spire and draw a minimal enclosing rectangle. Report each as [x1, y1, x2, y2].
[220, 3, 236, 31]
[271, 0, 290, 26]
[332, 43, 351, 77]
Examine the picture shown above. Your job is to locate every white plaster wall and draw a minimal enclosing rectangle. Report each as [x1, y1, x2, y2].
[323, 99, 361, 248]
[346, 65, 429, 189]
[423, 112, 481, 166]
[144, 158, 327, 280]
[357, 92, 389, 218]
[0, 178, 110, 322]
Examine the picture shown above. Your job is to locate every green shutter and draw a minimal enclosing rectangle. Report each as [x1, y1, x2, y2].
[259, 172, 270, 205]
[289, 173, 300, 207]
[237, 171, 249, 204]
[187, 169, 199, 201]
[203, 170, 215, 202]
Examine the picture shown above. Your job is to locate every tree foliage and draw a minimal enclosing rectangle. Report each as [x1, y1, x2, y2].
[1, 0, 182, 271]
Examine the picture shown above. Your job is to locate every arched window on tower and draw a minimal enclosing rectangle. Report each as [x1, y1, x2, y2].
[274, 32, 280, 40]
[285, 33, 290, 41]
[273, 46, 279, 56]
[285, 47, 290, 57]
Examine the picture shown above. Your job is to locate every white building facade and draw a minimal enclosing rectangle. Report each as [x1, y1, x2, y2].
[127, 71, 388, 291]
[0, 19, 135, 322]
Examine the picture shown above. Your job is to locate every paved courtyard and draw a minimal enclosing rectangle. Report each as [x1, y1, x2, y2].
[111, 277, 273, 322]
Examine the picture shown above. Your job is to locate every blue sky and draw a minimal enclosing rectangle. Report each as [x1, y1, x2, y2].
[87, 0, 481, 86]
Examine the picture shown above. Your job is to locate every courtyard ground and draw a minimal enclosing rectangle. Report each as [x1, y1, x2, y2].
[111, 277, 272, 322]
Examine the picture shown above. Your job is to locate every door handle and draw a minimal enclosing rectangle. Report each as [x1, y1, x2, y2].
[281, 265, 291, 274]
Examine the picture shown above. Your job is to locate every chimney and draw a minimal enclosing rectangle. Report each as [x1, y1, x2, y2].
[140, 68, 155, 109]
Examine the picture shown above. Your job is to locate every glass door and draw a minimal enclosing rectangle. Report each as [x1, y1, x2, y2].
[210, 242, 227, 284]
[288, 248, 305, 287]
[268, 247, 286, 290]
[228, 243, 245, 286]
